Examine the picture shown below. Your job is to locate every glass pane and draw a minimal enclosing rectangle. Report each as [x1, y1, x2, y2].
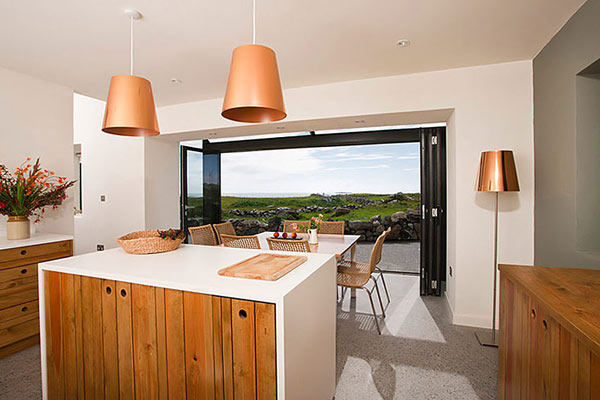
[185, 150, 203, 230]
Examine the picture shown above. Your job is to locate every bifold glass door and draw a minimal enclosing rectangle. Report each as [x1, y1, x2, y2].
[420, 127, 447, 296]
[181, 146, 204, 241]
[181, 144, 222, 242]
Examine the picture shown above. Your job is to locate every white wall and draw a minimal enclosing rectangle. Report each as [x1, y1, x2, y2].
[0, 66, 74, 235]
[155, 60, 535, 328]
[144, 138, 180, 230]
[73, 94, 145, 254]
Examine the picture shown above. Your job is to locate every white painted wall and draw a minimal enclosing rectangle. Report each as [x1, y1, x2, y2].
[155, 60, 535, 328]
[0, 66, 74, 235]
[144, 138, 180, 230]
[73, 94, 145, 255]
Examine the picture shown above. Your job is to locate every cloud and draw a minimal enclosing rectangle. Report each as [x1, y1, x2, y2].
[324, 164, 391, 172]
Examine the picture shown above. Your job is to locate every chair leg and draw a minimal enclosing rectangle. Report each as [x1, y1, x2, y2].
[362, 287, 381, 335]
[376, 268, 391, 305]
[371, 277, 386, 318]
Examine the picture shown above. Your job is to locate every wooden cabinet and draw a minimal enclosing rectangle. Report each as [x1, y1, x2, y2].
[0, 240, 72, 358]
[499, 265, 600, 399]
[43, 271, 277, 399]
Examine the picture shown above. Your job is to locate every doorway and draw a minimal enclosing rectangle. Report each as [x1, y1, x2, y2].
[180, 126, 446, 296]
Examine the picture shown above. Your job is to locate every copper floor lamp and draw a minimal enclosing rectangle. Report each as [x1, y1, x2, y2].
[475, 150, 520, 347]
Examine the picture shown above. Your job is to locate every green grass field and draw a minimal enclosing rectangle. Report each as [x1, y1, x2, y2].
[187, 193, 420, 222]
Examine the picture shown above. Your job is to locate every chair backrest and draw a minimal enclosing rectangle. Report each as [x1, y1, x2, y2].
[319, 221, 345, 235]
[368, 228, 391, 273]
[266, 238, 311, 253]
[221, 234, 260, 249]
[282, 220, 310, 233]
[188, 224, 217, 246]
[213, 221, 236, 244]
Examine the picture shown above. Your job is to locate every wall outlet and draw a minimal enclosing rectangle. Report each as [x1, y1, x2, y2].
[97, 244, 105, 251]
[100, 195, 106, 202]
[449, 265, 453, 277]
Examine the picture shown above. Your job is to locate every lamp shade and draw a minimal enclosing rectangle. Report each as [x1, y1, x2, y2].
[222, 44, 286, 123]
[476, 150, 520, 192]
[102, 75, 160, 137]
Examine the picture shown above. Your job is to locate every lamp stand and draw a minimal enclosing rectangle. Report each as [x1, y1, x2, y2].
[475, 191, 499, 347]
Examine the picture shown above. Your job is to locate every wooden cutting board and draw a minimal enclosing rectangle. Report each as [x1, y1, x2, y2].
[218, 253, 307, 281]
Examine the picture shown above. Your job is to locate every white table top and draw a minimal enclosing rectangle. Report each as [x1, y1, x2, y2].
[39, 244, 335, 303]
[0, 233, 73, 251]
[255, 232, 360, 256]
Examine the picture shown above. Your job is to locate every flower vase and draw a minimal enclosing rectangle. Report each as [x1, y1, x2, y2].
[308, 228, 319, 244]
[7, 216, 30, 240]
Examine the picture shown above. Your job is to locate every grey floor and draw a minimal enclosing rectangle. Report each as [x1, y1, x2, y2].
[0, 274, 496, 400]
[356, 241, 420, 273]
[336, 274, 497, 399]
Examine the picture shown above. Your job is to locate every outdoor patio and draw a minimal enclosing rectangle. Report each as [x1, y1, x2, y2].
[355, 241, 420, 274]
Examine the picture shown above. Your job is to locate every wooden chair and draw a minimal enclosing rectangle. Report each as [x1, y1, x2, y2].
[188, 224, 217, 246]
[319, 221, 345, 235]
[337, 228, 391, 334]
[213, 221, 236, 244]
[266, 238, 311, 253]
[282, 220, 310, 233]
[220, 234, 260, 249]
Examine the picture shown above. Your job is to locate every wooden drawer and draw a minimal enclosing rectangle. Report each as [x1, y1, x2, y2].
[0, 275, 37, 298]
[0, 240, 72, 270]
[0, 285, 38, 310]
[0, 263, 37, 283]
[0, 300, 38, 323]
[0, 313, 39, 348]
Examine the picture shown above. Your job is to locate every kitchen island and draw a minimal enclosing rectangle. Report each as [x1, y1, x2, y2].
[38, 244, 337, 400]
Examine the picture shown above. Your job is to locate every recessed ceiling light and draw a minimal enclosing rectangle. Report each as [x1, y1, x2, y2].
[170, 78, 182, 84]
[396, 39, 411, 47]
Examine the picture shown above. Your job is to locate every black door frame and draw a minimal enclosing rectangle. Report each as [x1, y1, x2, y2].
[420, 128, 447, 296]
[181, 127, 447, 295]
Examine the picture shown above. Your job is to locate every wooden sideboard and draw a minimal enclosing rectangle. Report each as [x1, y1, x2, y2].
[43, 271, 277, 399]
[498, 264, 600, 399]
[0, 239, 72, 358]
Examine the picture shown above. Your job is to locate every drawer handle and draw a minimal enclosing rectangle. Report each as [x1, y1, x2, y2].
[543, 320, 548, 330]
[20, 250, 27, 256]
[21, 306, 28, 312]
[106, 286, 112, 295]
[120, 289, 127, 298]
[531, 308, 536, 319]
[20, 268, 27, 274]
[239, 309, 247, 319]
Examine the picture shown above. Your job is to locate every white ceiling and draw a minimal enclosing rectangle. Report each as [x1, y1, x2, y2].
[0, 0, 585, 106]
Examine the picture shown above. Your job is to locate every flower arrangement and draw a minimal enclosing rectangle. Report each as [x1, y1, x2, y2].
[0, 158, 75, 223]
[299, 214, 324, 231]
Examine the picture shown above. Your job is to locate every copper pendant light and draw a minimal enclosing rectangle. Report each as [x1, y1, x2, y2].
[222, 0, 286, 123]
[102, 10, 159, 137]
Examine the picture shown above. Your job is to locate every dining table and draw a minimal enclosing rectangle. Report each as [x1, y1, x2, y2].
[254, 231, 361, 261]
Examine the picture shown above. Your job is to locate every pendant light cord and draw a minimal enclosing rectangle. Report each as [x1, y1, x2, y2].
[130, 15, 134, 75]
[252, 0, 256, 44]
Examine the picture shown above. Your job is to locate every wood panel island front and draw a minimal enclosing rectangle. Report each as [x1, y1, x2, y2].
[38, 244, 337, 400]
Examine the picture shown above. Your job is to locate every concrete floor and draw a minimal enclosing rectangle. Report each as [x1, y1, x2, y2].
[356, 241, 420, 274]
[0, 275, 496, 400]
[336, 274, 497, 399]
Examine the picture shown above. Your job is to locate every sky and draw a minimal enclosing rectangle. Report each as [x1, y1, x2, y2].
[187, 142, 420, 196]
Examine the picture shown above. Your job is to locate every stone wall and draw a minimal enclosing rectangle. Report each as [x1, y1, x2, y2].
[227, 209, 421, 242]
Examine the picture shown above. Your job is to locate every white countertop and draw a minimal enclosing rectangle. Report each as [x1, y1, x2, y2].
[0, 233, 73, 251]
[39, 244, 335, 303]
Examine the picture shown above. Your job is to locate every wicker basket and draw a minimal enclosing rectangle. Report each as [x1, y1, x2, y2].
[117, 230, 184, 255]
